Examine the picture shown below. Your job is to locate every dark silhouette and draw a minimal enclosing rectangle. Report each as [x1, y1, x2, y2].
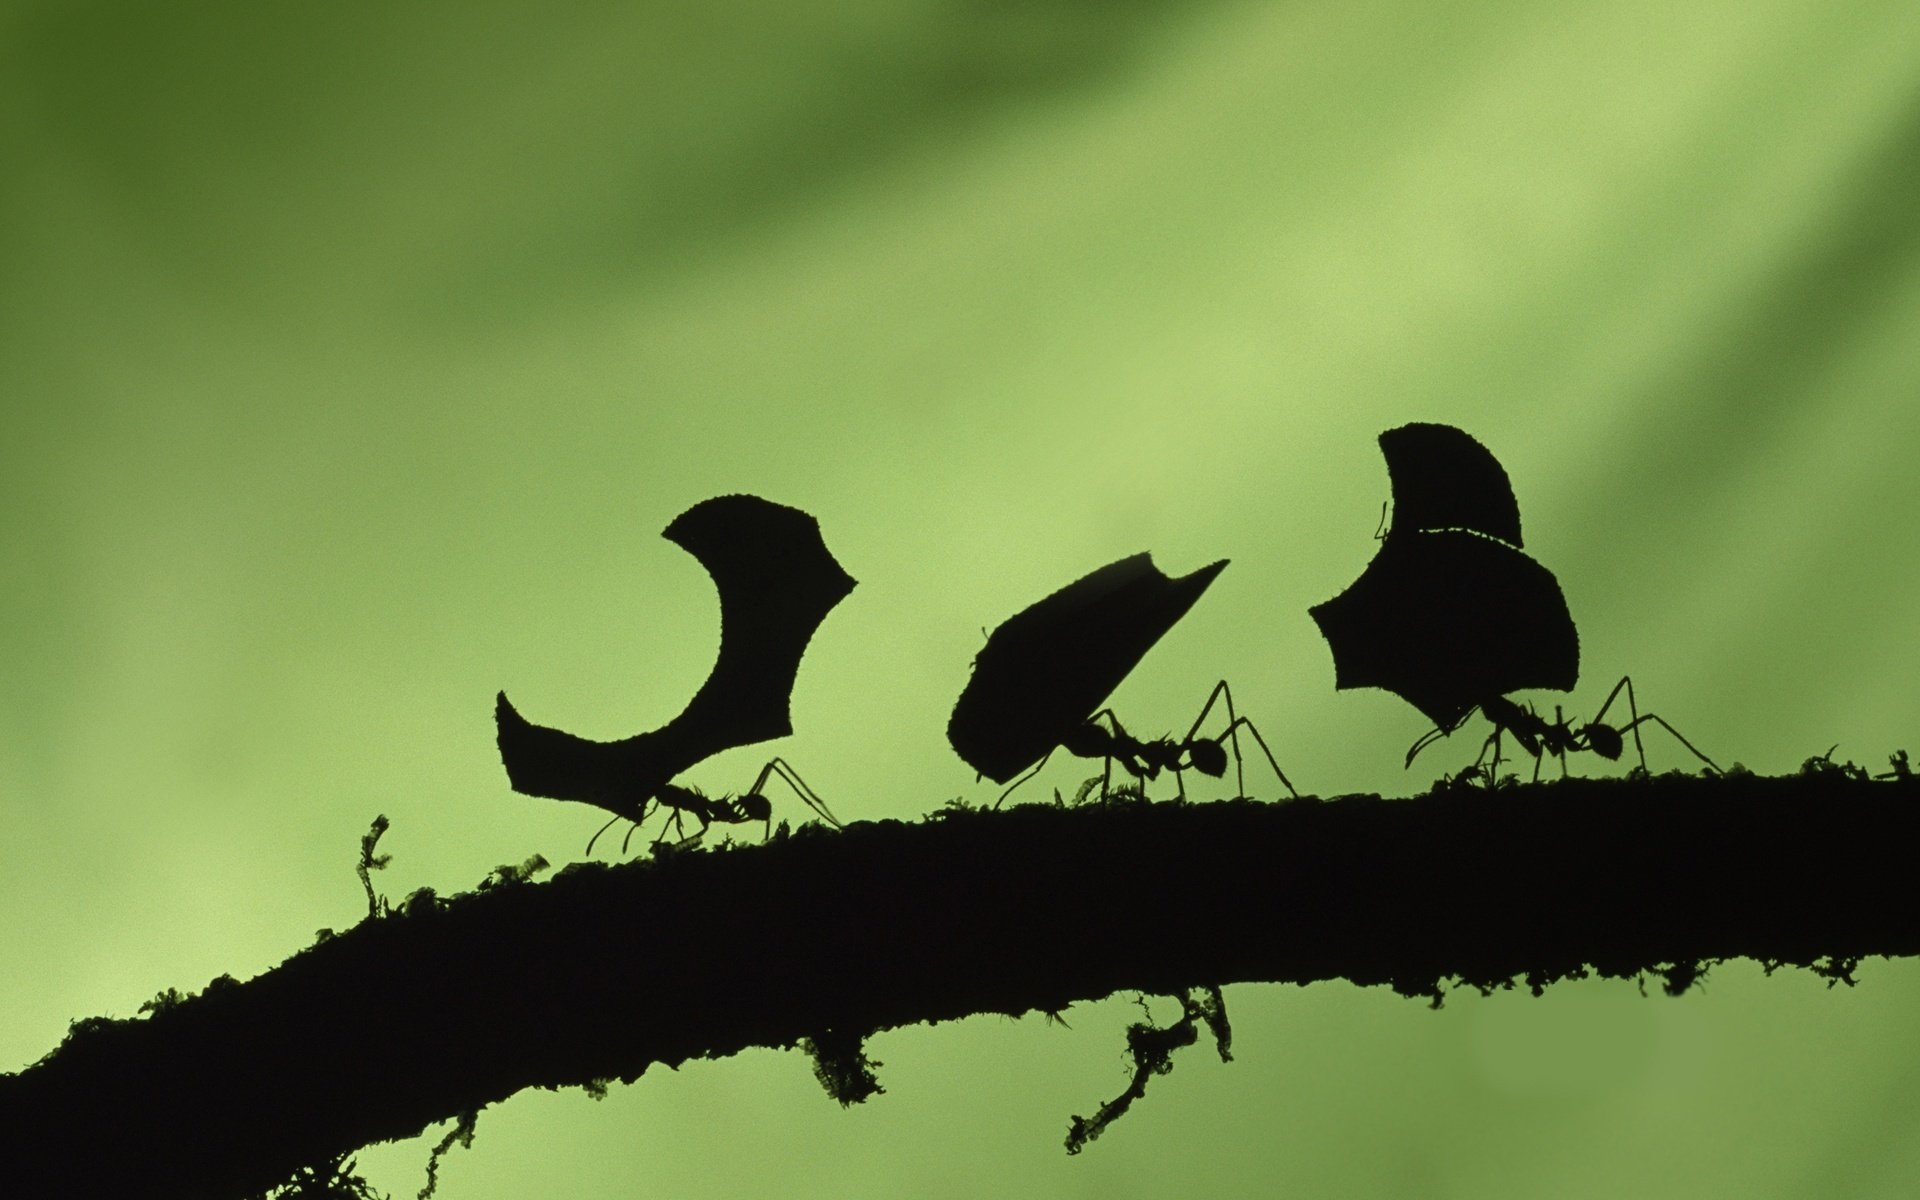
[8, 766, 1917, 1199]
[496, 494, 855, 842]
[605, 756, 839, 854]
[1056, 680, 1295, 803]
[1065, 985, 1230, 1154]
[1311, 424, 1580, 762]
[1375, 420, 1524, 545]
[1312, 530, 1579, 735]
[947, 555, 1292, 802]
[1435, 677, 1722, 779]
[1311, 423, 1717, 777]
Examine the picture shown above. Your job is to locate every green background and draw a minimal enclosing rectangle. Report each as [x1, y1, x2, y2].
[6, 2, 1920, 1195]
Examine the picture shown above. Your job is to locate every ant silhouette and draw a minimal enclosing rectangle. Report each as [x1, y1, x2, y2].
[1405, 675, 1720, 781]
[585, 757, 840, 855]
[995, 681, 1297, 807]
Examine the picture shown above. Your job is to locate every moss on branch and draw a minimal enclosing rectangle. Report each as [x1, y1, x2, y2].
[6, 768, 1918, 1197]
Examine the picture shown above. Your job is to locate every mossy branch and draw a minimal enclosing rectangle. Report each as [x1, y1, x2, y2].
[6, 770, 1918, 1198]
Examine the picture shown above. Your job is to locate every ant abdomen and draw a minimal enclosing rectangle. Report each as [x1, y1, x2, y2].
[1061, 723, 1113, 760]
[1186, 740, 1229, 778]
[724, 793, 774, 823]
[1585, 725, 1625, 760]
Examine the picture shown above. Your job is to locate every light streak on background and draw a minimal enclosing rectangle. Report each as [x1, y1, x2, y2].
[4, 1, 1920, 1195]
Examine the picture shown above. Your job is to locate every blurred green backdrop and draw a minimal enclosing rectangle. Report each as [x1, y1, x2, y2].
[5, 1, 1920, 1195]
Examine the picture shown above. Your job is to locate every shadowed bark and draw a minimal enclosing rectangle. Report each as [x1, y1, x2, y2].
[5, 768, 1916, 1198]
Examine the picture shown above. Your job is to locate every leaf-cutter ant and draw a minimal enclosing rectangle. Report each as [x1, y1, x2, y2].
[1405, 675, 1720, 780]
[996, 680, 1297, 806]
[585, 757, 840, 854]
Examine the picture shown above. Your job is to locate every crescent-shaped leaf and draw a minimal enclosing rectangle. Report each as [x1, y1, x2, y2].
[1380, 422, 1522, 546]
[948, 554, 1227, 784]
[496, 494, 856, 819]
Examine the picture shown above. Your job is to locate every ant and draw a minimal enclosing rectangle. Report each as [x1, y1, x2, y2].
[585, 757, 841, 855]
[995, 681, 1298, 807]
[1876, 750, 1914, 781]
[1405, 675, 1720, 781]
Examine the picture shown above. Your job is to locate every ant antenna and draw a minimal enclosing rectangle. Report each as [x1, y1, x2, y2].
[1406, 704, 1486, 769]
[587, 797, 657, 857]
[620, 796, 666, 855]
[1405, 723, 1452, 768]
[585, 813, 623, 857]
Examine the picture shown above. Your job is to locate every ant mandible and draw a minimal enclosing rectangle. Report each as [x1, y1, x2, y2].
[1405, 675, 1720, 781]
[995, 680, 1298, 807]
[586, 757, 840, 855]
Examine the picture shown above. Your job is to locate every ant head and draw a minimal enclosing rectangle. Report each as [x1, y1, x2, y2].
[1186, 740, 1229, 778]
[1061, 722, 1112, 759]
[1480, 695, 1523, 725]
[1586, 724, 1625, 760]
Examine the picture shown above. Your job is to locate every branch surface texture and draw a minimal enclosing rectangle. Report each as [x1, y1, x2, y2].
[6, 770, 1916, 1197]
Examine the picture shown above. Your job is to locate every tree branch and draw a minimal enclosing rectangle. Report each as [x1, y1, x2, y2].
[6, 768, 1916, 1197]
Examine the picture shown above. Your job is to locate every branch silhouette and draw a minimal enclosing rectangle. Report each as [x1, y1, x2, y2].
[6, 769, 1915, 1198]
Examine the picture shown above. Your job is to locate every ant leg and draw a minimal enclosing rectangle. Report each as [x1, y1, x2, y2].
[1592, 674, 1719, 774]
[1615, 712, 1722, 774]
[1587, 676, 1646, 773]
[1212, 716, 1298, 799]
[1181, 681, 1245, 800]
[656, 799, 709, 849]
[752, 757, 844, 828]
[617, 800, 658, 856]
[1480, 723, 1506, 778]
[1060, 710, 1131, 799]
[1085, 710, 1164, 793]
[1586, 675, 1629, 725]
[637, 804, 673, 853]
[1470, 730, 1493, 772]
[995, 749, 1054, 809]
